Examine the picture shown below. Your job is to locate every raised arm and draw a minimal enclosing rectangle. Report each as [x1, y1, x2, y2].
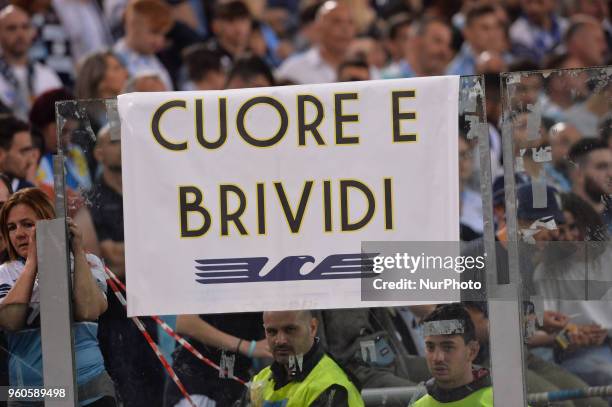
[0, 232, 38, 331]
[176, 314, 271, 358]
[69, 218, 108, 321]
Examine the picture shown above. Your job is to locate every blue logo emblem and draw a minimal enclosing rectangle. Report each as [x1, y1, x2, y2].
[194, 253, 377, 284]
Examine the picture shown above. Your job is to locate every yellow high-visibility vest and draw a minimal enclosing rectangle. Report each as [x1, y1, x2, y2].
[412, 386, 493, 407]
[251, 354, 364, 407]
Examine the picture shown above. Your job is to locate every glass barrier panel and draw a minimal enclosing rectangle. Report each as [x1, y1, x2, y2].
[501, 66, 612, 406]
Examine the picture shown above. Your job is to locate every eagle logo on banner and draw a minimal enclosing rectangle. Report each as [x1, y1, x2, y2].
[194, 253, 378, 284]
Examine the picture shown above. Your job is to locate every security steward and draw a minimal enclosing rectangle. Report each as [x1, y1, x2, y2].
[410, 304, 493, 407]
[249, 310, 364, 407]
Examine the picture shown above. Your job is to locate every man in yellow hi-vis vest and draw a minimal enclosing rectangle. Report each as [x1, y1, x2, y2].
[249, 310, 364, 407]
[410, 304, 493, 407]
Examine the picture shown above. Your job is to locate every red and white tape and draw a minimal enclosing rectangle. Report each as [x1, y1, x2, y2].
[105, 277, 197, 407]
[102, 267, 248, 399]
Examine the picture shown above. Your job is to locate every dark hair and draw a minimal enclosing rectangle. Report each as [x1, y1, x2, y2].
[29, 127, 45, 160]
[492, 174, 528, 208]
[387, 13, 412, 40]
[0, 172, 13, 195]
[458, 114, 471, 140]
[226, 56, 274, 87]
[214, 0, 251, 20]
[561, 192, 608, 241]
[29, 88, 74, 131]
[0, 188, 55, 260]
[465, 4, 496, 27]
[299, 2, 323, 26]
[424, 303, 476, 343]
[338, 58, 369, 75]
[508, 59, 541, 72]
[484, 72, 500, 103]
[276, 78, 297, 86]
[183, 45, 224, 82]
[544, 52, 569, 70]
[75, 50, 122, 99]
[9, 0, 44, 14]
[599, 114, 612, 146]
[0, 115, 29, 151]
[564, 16, 600, 45]
[568, 138, 608, 165]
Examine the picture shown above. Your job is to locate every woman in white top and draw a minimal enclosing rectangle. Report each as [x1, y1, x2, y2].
[0, 187, 116, 406]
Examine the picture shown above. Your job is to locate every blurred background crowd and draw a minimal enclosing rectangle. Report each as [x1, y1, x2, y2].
[0, 0, 607, 211]
[0, 0, 609, 406]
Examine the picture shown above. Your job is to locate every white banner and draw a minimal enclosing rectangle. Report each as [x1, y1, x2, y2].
[119, 76, 460, 316]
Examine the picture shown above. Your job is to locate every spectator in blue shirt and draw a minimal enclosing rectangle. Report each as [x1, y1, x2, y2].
[447, 4, 512, 75]
[382, 16, 452, 79]
[509, 0, 568, 66]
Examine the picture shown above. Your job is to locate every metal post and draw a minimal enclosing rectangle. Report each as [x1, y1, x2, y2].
[485, 73, 528, 407]
[37, 218, 77, 406]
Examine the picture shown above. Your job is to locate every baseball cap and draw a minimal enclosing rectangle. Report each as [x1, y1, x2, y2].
[492, 174, 528, 207]
[516, 183, 565, 224]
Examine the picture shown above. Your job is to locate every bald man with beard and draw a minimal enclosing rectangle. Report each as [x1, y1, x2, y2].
[247, 310, 364, 407]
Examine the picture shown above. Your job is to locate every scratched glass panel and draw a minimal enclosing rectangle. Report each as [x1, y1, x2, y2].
[501, 66, 612, 405]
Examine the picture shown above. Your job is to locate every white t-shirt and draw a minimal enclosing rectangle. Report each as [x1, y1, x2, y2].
[275, 47, 336, 85]
[0, 61, 62, 119]
[0, 253, 108, 324]
[0, 254, 108, 388]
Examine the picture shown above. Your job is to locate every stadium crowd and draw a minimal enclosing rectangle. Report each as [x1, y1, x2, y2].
[0, 0, 609, 405]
